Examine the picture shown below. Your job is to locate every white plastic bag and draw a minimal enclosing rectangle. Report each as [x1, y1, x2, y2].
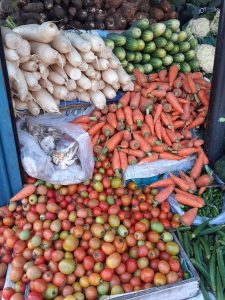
[17, 114, 94, 185]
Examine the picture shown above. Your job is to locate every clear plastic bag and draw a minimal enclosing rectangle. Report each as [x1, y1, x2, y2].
[17, 113, 94, 185]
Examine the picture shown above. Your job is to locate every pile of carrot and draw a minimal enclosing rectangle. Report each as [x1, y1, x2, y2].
[149, 147, 213, 225]
[71, 64, 210, 175]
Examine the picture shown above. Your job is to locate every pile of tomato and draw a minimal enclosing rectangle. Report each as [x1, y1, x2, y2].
[0, 152, 184, 300]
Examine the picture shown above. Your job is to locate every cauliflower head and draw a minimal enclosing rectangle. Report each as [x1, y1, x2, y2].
[196, 44, 215, 74]
[210, 10, 220, 36]
[189, 18, 210, 38]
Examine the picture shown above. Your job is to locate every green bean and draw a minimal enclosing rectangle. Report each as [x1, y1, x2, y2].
[216, 248, 225, 288]
[216, 268, 225, 300]
[209, 250, 216, 294]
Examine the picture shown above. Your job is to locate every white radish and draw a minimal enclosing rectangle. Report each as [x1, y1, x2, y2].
[97, 46, 112, 59]
[19, 56, 30, 63]
[20, 61, 38, 72]
[122, 81, 134, 92]
[64, 64, 82, 80]
[51, 65, 68, 81]
[4, 47, 19, 62]
[27, 99, 40, 115]
[98, 80, 106, 90]
[16, 39, 31, 57]
[48, 71, 66, 85]
[95, 71, 101, 81]
[117, 66, 131, 85]
[1, 27, 23, 49]
[85, 65, 96, 79]
[60, 54, 66, 67]
[90, 80, 99, 92]
[14, 100, 28, 110]
[79, 61, 88, 72]
[7, 61, 28, 101]
[13, 22, 59, 43]
[67, 79, 77, 91]
[65, 32, 91, 53]
[109, 55, 121, 69]
[77, 92, 91, 103]
[33, 72, 41, 81]
[65, 47, 82, 67]
[76, 87, 85, 93]
[10, 60, 20, 68]
[81, 32, 105, 52]
[103, 85, 116, 99]
[77, 74, 91, 90]
[102, 69, 119, 85]
[64, 92, 76, 101]
[33, 89, 59, 112]
[52, 85, 69, 100]
[39, 63, 49, 80]
[30, 42, 60, 65]
[93, 58, 109, 71]
[112, 82, 120, 90]
[89, 90, 106, 109]
[22, 71, 40, 91]
[52, 33, 72, 54]
[80, 51, 96, 63]
[39, 78, 54, 94]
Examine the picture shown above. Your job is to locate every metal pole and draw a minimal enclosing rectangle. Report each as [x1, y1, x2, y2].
[204, 0, 225, 167]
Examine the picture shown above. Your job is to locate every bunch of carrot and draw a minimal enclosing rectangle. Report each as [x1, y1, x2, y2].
[149, 147, 213, 225]
[71, 64, 210, 175]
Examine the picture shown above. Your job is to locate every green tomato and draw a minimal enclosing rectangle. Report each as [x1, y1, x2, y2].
[166, 241, 180, 256]
[151, 222, 164, 233]
[111, 177, 122, 189]
[94, 181, 104, 192]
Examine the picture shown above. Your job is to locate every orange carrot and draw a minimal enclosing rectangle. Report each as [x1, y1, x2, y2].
[112, 148, 121, 176]
[76, 123, 89, 131]
[123, 106, 133, 127]
[148, 73, 158, 82]
[187, 114, 205, 130]
[120, 140, 129, 149]
[116, 108, 125, 123]
[154, 104, 163, 124]
[134, 82, 142, 92]
[133, 68, 147, 86]
[202, 151, 209, 165]
[195, 174, 213, 187]
[128, 155, 138, 165]
[160, 112, 172, 129]
[166, 129, 179, 143]
[133, 108, 144, 127]
[141, 123, 151, 137]
[138, 153, 159, 164]
[155, 185, 175, 204]
[71, 115, 97, 124]
[133, 132, 151, 153]
[199, 186, 207, 195]
[130, 140, 139, 150]
[193, 139, 204, 147]
[173, 88, 182, 97]
[145, 114, 155, 135]
[198, 90, 209, 107]
[168, 64, 179, 88]
[123, 130, 132, 142]
[88, 122, 105, 136]
[179, 171, 197, 192]
[150, 178, 174, 188]
[181, 101, 191, 121]
[152, 145, 168, 153]
[146, 136, 162, 146]
[173, 120, 185, 129]
[186, 73, 198, 94]
[190, 72, 203, 80]
[145, 83, 158, 93]
[169, 173, 190, 191]
[91, 110, 102, 119]
[118, 92, 131, 108]
[106, 112, 117, 129]
[139, 96, 154, 114]
[155, 119, 162, 141]
[159, 69, 167, 82]
[157, 82, 170, 91]
[161, 126, 172, 146]
[166, 92, 184, 114]
[102, 124, 115, 137]
[121, 149, 146, 158]
[175, 193, 204, 208]
[151, 90, 166, 99]
[189, 151, 204, 179]
[172, 142, 183, 151]
[130, 92, 141, 109]
[180, 208, 198, 226]
[116, 121, 125, 131]
[106, 131, 125, 153]
[91, 133, 100, 147]
[163, 103, 172, 113]
[119, 151, 128, 172]
[108, 103, 118, 112]
[178, 148, 198, 157]
[159, 152, 182, 160]
[174, 76, 183, 89]
[10, 184, 36, 201]
[182, 129, 192, 139]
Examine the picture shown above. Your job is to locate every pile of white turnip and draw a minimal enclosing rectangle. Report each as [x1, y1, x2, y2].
[2, 22, 133, 115]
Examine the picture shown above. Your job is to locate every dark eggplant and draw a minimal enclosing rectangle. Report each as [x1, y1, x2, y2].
[106, 8, 117, 16]
[83, 0, 94, 8]
[105, 16, 116, 30]
[23, 3, 44, 13]
[95, 9, 107, 21]
[132, 11, 149, 22]
[26, 18, 39, 24]
[120, 2, 138, 22]
[21, 12, 40, 21]
[138, 0, 151, 12]
[68, 20, 82, 29]
[70, 0, 82, 10]
[95, 21, 105, 29]
[94, 0, 104, 9]
[44, 0, 54, 10]
[87, 7, 96, 14]
[51, 5, 65, 20]
[104, 0, 123, 9]
[84, 21, 96, 29]
[68, 6, 77, 17]
[16, 0, 30, 7]
[86, 12, 95, 22]
[58, 23, 66, 30]
[39, 12, 48, 23]
[115, 14, 127, 30]
[76, 9, 88, 21]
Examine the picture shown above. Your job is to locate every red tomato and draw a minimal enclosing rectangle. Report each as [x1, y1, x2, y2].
[27, 291, 43, 300]
[151, 207, 160, 218]
[150, 259, 160, 272]
[161, 202, 170, 213]
[141, 268, 154, 283]
[125, 258, 137, 273]
[2, 287, 14, 300]
[158, 260, 170, 275]
[168, 257, 181, 272]
[83, 256, 94, 271]
[100, 268, 113, 282]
